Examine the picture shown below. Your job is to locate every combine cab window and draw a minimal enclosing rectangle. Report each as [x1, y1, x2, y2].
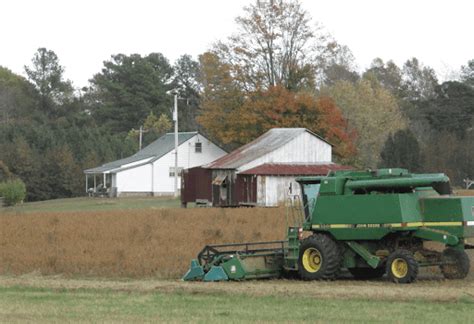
[299, 181, 321, 220]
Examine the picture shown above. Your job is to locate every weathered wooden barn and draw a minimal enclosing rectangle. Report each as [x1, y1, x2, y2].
[181, 128, 350, 207]
[84, 132, 226, 197]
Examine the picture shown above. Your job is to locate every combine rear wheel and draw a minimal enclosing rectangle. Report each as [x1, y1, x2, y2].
[440, 247, 470, 279]
[349, 267, 385, 280]
[298, 233, 341, 280]
[386, 249, 418, 283]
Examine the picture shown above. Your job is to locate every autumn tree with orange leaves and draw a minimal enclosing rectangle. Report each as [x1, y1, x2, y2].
[238, 87, 356, 159]
[198, 54, 356, 160]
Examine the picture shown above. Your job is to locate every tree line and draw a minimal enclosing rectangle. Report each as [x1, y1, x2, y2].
[0, 0, 472, 201]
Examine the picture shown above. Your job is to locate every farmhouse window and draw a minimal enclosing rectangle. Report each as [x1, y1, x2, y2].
[195, 142, 202, 153]
[169, 167, 183, 177]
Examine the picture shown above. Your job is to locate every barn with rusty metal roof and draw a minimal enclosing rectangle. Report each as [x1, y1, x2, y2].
[181, 128, 351, 207]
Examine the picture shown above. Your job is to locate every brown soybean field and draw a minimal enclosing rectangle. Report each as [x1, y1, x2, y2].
[0, 206, 287, 278]
[1, 195, 474, 322]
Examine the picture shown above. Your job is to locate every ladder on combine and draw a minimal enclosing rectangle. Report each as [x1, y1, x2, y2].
[284, 195, 308, 271]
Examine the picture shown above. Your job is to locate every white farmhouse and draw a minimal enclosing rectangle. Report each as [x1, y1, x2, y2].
[84, 132, 226, 197]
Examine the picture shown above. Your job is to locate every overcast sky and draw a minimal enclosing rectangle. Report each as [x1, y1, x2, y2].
[1, 0, 472, 88]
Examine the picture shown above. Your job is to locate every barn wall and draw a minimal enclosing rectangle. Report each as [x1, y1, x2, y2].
[181, 167, 212, 203]
[257, 176, 302, 207]
[152, 134, 226, 194]
[235, 175, 257, 205]
[238, 132, 332, 172]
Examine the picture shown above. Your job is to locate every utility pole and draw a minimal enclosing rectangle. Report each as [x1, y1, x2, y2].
[173, 92, 179, 197]
[139, 126, 143, 151]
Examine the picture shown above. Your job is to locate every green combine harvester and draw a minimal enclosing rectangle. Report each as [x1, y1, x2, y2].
[183, 169, 474, 283]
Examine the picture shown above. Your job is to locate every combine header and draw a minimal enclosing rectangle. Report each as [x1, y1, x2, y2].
[184, 169, 474, 283]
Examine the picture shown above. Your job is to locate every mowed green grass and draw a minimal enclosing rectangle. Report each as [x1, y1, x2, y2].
[1, 285, 474, 323]
[2, 196, 181, 213]
[4, 189, 472, 214]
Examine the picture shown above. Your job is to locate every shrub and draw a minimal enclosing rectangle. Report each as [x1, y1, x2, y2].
[0, 179, 27, 206]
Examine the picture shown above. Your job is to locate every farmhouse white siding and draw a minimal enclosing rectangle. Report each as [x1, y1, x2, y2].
[116, 164, 152, 193]
[237, 131, 331, 172]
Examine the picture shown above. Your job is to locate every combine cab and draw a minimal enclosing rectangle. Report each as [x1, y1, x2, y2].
[184, 169, 474, 283]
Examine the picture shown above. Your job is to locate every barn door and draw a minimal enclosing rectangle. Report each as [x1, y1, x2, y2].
[242, 175, 257, 204]
[212, 175, 230, 206]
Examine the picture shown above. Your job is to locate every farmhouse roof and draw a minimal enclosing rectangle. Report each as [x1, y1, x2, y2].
[84, 132, 197, 174]
[206, 128, 331, 170]
[238, 163, 352, 176]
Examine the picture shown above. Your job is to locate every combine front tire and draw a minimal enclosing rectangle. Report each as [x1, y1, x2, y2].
[386, 249, 418, 283]
[440, 247, 470, 279]
[349, 267, 385, 280]
[298, 233, 341, 280]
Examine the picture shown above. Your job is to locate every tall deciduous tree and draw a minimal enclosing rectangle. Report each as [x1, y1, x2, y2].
[88, 53, 174, 133]
[422, 131, 473, 186]
[214, 0, 352, 91]
[24, 48, 73, 113]
[379, 129, 422, 171]
[197, 52, 245, 147]
[322, 76, 406, 167]
[460, 59, 474, 88]
[319, 42, 358, 86]
[1, 136, 47, 201]
[417, 81, 474, 138]
[128, 112, 173, 150]
[173, 55, 201, 131]
[363, 58, 402, 95]
[44, 144, 83, 199]
[0, 66, 38, 122]
[0, 160, 12, 181]
[401, 57, 438, 101]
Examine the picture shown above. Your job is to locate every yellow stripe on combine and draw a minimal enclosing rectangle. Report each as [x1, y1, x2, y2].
[422, 221, 463, 226]
[312, 221, 464, 229]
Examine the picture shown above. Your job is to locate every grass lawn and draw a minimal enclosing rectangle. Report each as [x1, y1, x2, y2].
[2, 196, 182, 213]
[3, 189, 471, 214]
[1, 284, 474, 323]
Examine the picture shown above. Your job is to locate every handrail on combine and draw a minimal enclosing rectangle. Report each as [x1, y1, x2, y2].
[286, 194, 313, 229]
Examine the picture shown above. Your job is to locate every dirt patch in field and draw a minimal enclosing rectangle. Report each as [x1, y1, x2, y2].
[0, 208, 287, 278]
